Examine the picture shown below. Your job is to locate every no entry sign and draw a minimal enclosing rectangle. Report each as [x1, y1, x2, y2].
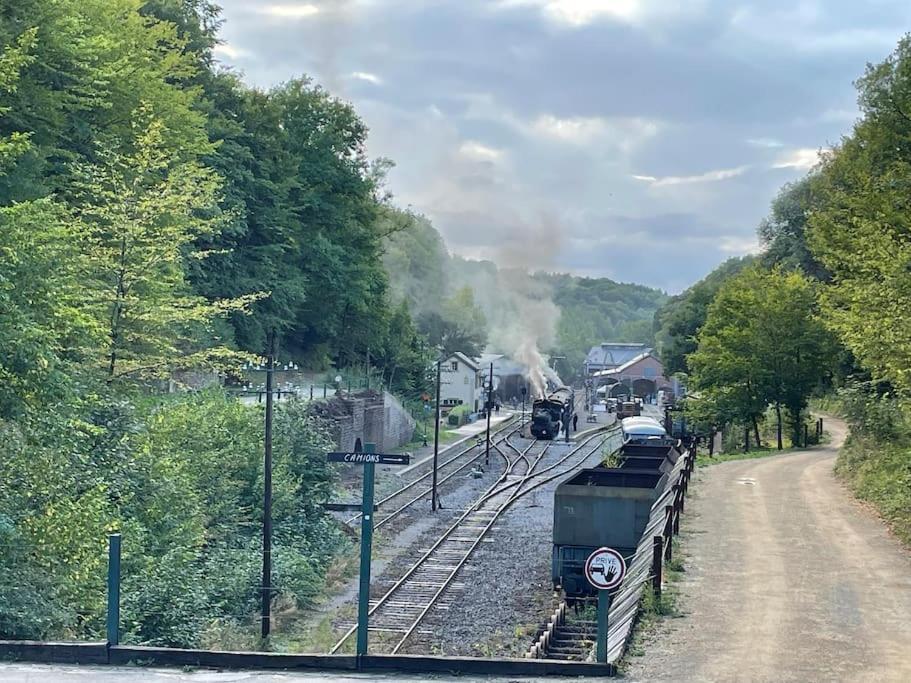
[585, 547, 627, 591]
[327, 451, 410, 465]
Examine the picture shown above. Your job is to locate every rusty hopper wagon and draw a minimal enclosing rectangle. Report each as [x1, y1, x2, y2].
[552, 467, 668, 599]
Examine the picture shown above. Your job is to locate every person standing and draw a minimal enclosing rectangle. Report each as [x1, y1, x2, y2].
[572, 413, 578, 432]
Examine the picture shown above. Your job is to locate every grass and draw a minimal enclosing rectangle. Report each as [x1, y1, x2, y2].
[697, 445, 782, 467]
[836, 434, 911, 547]
[619, 540, 685, 668]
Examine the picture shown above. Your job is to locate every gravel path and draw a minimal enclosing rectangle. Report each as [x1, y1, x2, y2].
[625, 418, 911, 682]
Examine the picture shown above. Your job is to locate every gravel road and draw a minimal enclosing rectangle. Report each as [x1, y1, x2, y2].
[625, 418, 911, 682]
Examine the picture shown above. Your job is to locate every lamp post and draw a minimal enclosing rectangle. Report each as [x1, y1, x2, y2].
[485, 363, 493, 466]
[431, 359, 442, 511]
[261, 331, 275, 641]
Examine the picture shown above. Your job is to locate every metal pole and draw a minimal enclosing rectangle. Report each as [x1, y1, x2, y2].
[596, 589, 610, 663]
[356, 443, 376, 655]
[431, 360, 442, 511]
[485, 363, 493, 466]
[106, 533, 121, 646]
[365, 347, 370, 391]
[261, 332, 275, 641]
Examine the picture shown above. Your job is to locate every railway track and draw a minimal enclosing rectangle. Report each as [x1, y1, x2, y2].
[329, 425, 619, 655]
[343, 418, 522, 530]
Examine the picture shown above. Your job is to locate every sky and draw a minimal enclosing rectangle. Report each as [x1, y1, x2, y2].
[211, 0, 911, 293]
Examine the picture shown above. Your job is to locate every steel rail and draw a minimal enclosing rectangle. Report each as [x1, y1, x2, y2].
[329, 424, 619, 655]
[388, 429, 614, 653]
[344, 418, 520, 526]
[370, 424, 523, 529]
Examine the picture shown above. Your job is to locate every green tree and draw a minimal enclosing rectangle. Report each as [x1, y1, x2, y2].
[807, 36, 911, 394]
[0, 200, 102, 417]
[0, 0, 210, 203]
[653, 256, 753, 375]
[758, 176, 829, 280]
[689, 266, 831, 448]
[72, 107, 255, 378]
[0, 27, 35, 172]
[418, 286, 488, 356]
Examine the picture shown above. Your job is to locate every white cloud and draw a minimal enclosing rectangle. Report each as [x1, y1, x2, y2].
[496, 0, 705, 28]
[350, 71, 383, 85]
[530, 114, 661, 150]
[527, 0, 641, 27]
[458, 140, 505, 163]
[746, 137, 783, 148]
[213, 43, 248, 59]
[531, 114, 607, 143]
[718, 235, 760, 254]
[258, 4, 320, 19]
[772, 148, 819, 170]
[632, 165, 749, 187]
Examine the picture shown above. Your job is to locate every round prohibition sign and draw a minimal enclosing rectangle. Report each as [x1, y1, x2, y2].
[584, 547, 627, 590]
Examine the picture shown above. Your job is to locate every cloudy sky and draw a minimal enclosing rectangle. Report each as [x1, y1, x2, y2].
[212, 0, 910, 292]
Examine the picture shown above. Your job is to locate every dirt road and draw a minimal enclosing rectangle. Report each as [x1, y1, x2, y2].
[626, 418, 911, 682]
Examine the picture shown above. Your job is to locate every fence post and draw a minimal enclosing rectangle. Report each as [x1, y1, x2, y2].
[652, 535, 663, 599]
[804, 423, 809, 447]
[664, 506, 673, 561]
[106, 533, 122, 647]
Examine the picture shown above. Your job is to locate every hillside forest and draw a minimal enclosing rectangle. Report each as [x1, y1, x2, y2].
[653, 36, 911, 545]
[0, 0, 664, 648]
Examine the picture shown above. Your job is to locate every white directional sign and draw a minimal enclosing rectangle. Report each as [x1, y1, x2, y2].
[584, 547, 627, 591]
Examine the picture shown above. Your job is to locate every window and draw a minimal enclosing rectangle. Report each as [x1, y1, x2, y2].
[451, 360, 458, 371]
[643, 367, 656, 378]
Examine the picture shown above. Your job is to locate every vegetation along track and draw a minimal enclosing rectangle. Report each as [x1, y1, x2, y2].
[330, 425, 620, 655]
[345, 417, 520, 530]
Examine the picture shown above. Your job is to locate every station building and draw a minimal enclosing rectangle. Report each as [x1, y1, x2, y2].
[439, 352, 485, 411]
[584, 342, 676, 401]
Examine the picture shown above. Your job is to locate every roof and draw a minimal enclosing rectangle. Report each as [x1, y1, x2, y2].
[476, 353, 526, 376]
[593, 351, 658, 377]
[586, 343, 652, 370]
[444, 351, 480, 371]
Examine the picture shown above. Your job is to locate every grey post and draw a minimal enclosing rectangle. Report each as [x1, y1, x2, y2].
[106, 533, 121, 646]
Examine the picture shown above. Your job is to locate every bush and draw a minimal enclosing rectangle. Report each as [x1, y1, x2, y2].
[447, 404, 471, 426]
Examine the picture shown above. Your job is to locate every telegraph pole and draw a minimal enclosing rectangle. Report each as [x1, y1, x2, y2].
[431, 359, 442, 511]
[485, 363, 493, 466]
[261, 330, 275, 641]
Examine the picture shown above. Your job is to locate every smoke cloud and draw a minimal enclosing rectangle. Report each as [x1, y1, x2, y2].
[450, 213, 564, 398]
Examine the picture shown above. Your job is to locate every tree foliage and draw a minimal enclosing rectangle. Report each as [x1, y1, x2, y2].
[653, 256, 754, 376]
[688, 267, 831, 446]
[805, 35, 911, 394]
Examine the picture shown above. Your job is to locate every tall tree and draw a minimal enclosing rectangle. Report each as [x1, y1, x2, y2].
[758, 176, 829, 280]
[653, 256, 754, 376]
[72, 107, 254, 378]
[688, 266, 831, 448]
[807, 36, 911, 394]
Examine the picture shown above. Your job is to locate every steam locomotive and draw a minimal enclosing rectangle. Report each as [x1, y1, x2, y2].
[531, 387, 574, 439]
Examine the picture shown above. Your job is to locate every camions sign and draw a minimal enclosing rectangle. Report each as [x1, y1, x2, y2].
[326, 452, 410, 465]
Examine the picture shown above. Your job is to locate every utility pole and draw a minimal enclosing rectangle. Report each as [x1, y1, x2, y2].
[261, 330, 275, 641]
[431, 359, 442, 511]
[485, 363, 493, 466]
[365, 347, 370, 391]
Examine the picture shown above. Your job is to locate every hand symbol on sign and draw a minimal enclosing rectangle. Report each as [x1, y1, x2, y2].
[593, 562, 617, 581]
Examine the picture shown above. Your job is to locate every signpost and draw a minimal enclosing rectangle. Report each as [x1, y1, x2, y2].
[584, 547, 627, 663]
[327, 444, 410, 655]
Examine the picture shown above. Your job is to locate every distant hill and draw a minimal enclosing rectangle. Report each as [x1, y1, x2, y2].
[382, 210, 668, 381]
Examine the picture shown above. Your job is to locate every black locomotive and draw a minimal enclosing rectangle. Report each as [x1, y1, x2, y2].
[530, 387, 574, 439]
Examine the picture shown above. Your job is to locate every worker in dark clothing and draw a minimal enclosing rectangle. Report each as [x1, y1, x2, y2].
[572, 414, 578, 432]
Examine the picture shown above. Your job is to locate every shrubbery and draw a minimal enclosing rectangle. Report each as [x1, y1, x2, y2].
[0, 389, 347, 647]
[830, 385, 911, 545]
